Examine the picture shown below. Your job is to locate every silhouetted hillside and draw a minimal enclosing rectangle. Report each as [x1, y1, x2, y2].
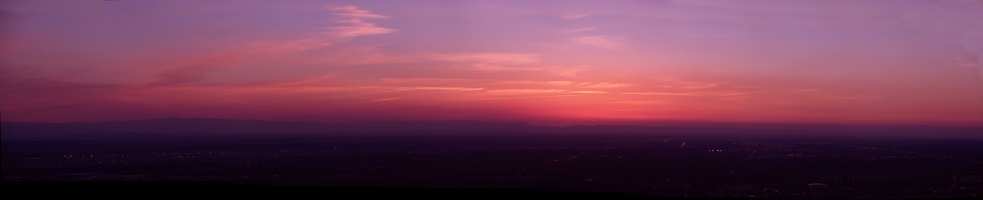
[3, 118, 981, 141]
[0, 118, 542, 140]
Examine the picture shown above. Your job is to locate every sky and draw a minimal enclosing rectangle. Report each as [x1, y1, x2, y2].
[1, 0, 982, 126]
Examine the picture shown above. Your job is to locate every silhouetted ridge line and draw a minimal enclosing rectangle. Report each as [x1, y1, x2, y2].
[2, 118, 981, 140]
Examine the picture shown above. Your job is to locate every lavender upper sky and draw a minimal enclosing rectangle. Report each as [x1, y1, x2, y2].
[2, 0, 982, 125]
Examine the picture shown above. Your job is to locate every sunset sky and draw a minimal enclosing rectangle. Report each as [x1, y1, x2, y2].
[2, 0, 982, 126]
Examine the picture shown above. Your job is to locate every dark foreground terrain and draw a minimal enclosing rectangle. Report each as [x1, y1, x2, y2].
[3, 133, 982, 199]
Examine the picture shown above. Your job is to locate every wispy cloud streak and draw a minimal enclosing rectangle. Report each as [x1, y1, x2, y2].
[574, 36, 627, 50]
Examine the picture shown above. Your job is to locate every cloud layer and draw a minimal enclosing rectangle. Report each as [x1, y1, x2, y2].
[2, 1, 982, 126]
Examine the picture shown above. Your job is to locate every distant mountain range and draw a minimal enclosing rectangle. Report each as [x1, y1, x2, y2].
[2, 118, 981, 140]
[0, 118, 541, 140]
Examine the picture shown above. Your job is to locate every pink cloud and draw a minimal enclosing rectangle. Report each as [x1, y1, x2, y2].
[562, 14, 591, 20]
[369, 97, 401, 102]
[574, 36, 627, 50]
[325, 5, 390, 19]
[428, 53, 541, 65]
[329, 20, 395, 38]
[143, 53, 254, 86]
[324, 5, 395, 38]
[621, 92, 698, 96]
[559, 27, 597, 34]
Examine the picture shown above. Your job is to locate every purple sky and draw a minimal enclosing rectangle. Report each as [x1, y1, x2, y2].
[2, 0, 982, 126]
